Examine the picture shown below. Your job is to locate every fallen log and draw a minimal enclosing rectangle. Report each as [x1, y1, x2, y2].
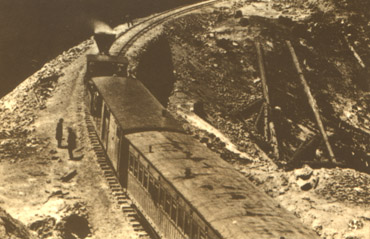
[286, 40, 336, 163]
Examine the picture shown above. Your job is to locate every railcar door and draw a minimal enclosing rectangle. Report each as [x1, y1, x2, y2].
[91, 90, 103, 133]
[118, 138, 129, 188]
[107, 117, 120, 170]
[101, 104, 110, 149]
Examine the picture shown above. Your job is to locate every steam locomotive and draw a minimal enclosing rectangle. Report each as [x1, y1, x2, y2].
[84, 32, 318, 239]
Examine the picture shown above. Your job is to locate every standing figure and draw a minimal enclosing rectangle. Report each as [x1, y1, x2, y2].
[56, 118, 64, 148]
[67, 127, 76, 160]
[126, 14, 133, 28]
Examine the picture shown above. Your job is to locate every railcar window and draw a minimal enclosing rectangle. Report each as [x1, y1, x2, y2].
[148, 176, 159, 205]
[171, 201, 177, 222]
[134, 158, 139, 177]
[192, 221, 199, 239]
[116, 126, 121, 137]
[165, 193, 171, 215]
[88, 62, 95, 72]
[200, 229, 206, 239]
[148, 176, 155, 200]
[184, 213, 191, 236]
[138, 164, 143, 183]
[101, 106, 109, 141]
[143, 171, 148, 189]
[92, 92, 102, 117]
[159, 187, 165, 208]
[148, 176, 154, 195]
[154, 183, 160, 205]
[129, 153, 134, 172]
[177, 206, 184, 231]
[154, 182, 159, 204]
[116, 63, 126, 76]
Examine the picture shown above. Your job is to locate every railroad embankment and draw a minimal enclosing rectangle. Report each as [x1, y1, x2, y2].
[0, 0, 369, 238]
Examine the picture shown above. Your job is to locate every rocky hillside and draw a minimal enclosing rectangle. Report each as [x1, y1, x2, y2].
[161, 0, 370, 238]
[0, 0, 369, 238]
[165, 0, 370, 171]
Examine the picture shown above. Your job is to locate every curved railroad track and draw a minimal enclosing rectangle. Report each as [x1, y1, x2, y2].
[109, 0, 219, 56]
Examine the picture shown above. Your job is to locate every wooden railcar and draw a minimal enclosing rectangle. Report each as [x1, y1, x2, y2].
[85, 76, 318, 239]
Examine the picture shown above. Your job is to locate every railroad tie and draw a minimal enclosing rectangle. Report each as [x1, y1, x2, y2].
[117, 195, 128, 200]
[106, 177, 117, 182]
[113, 191, 125, 196]
[137, 232, 149, 238]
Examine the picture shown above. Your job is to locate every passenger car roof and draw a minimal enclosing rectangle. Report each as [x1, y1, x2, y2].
[126, 131, 319, 239]
[92, 77, 184, 134]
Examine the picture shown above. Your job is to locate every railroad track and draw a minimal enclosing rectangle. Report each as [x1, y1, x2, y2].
[110, 0, 219, 56]
[84, 111, 152, 238]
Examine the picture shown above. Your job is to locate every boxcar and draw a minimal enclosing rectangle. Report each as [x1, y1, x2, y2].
[86, 76, 318, 239]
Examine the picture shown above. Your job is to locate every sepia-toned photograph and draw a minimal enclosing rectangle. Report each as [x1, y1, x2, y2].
[0, 0, 369, 238]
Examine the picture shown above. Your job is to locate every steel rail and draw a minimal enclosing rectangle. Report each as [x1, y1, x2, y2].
[110, 0, 219, 56]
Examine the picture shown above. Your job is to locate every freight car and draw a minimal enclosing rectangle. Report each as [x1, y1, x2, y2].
[84, 33, 318, 239]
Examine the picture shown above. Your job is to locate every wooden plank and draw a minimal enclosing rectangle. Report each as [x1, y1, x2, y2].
[231, 98, 263, 119]
[254, 103, 265, 129]
[286, 40, 336, 163]
[255, 42, 280, 159]
[344, 36, 366, 68]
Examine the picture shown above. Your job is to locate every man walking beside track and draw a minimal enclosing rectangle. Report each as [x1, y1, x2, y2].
[126, 14, 133, 28]
[67, 127, 76, 160]
[56, 118, 63, 148]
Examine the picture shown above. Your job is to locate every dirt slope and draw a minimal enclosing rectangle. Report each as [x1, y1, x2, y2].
[0, 0, 369, 238]
[0, 38, 141, 238]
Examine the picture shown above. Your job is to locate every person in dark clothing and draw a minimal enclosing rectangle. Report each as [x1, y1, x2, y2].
[56, 118, 64, 148]
[67, 127, 76, 160]
[126, 14, 133, 27]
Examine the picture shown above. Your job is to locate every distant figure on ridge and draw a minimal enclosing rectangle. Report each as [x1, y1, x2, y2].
[126, 14, 133, 28]
[67, 127, 76, 160]
[56, 118, 64, 148]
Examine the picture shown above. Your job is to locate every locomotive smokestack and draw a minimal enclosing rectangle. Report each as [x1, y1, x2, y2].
[90, 19, 116, 55]
[94, 33, 116, 55]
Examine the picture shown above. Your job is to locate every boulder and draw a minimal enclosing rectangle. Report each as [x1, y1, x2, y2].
[234, 10, 243, 18]
[295, 165, 313, 180]
[297, 176, 319, 191]
[239, 18, 250, 27]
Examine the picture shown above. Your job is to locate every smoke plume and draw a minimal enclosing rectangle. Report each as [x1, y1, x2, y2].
[90, 19, 115, 34]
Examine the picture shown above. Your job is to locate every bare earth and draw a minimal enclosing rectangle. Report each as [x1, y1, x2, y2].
[0, 0, 369, 238]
